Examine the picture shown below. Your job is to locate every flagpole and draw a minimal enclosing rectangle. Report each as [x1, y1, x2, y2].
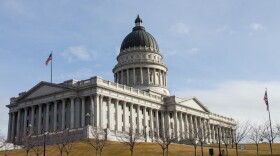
[51, 51, 53, 83]
[266, 88, 274, 143]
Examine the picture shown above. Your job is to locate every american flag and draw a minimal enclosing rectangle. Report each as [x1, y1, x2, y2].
[45, 53, 52, 66]
[264, 90, 269, 111]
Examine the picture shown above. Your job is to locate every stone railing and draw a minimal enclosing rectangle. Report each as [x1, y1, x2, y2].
[209, 113, 235, 124]
[70, 76, 163, 102]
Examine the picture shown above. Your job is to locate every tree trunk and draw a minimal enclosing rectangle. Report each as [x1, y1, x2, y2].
[96, 149, 98, 156]
[226, 145, 228, 156]
[130, 149, 134, 156]
[162, 148, 165, 156]
[100, 150, 103, 156]
[201, 143, 204, 156]
[60, 150, 63, 156]
[256, 144, 259, 155]
[194, 146, 197, 156]
[235, 143, 238, 156]
[166, 146, 169, 156]
[269, 141, 272, 155]
[26, 150, 29, 156]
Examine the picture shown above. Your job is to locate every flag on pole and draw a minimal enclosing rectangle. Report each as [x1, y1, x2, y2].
[45, 53, 52, 66]
[264, 90, 269, 111]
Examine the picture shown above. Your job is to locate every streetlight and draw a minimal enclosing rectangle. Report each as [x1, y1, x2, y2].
[86, 113, 90, 126]
[13, 137, 17, 149]
[43, 131, 49, 156]
[28, 124, 32, 135]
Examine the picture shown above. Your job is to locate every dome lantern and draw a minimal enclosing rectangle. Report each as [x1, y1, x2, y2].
[135, 14, 142, 26]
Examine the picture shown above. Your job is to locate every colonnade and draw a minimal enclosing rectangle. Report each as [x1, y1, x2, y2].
[7, 94, 233, 144]
[114, 67, 167, 87]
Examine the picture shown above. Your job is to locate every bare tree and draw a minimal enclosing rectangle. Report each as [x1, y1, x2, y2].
[117, 124, 143, 156]
[85, 127, 108, 156]
[233, 120, 251, 156]
[221, 128, 233, 156]
[248, 124, 262, 155]
[181, 126, 199, 156]
[261, 121, 277, 155]
[20, 132, 35, 156]
[0, 132, 13, 156]
[276, 122, 280, 137]
[196, 120, 211, 156]
[154, 126, 176, 156]
[52, 129, 78, 156]
[31, 134, 43, 156]
[1, 139, 13, 156]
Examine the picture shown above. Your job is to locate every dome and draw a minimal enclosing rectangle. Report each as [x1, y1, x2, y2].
[120, 15, 159, 52]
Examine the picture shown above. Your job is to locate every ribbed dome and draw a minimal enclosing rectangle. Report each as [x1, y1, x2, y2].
[120, 16, 159, 52]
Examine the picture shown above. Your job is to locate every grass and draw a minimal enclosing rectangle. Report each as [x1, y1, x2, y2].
[2, 141, 280, 156]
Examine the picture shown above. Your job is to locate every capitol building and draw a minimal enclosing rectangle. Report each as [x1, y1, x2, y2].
[6, 16, 235, 144]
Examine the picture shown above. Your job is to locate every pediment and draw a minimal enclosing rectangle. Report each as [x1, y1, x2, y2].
[18, 82, 71, 101]
[178, 97, 210, 112]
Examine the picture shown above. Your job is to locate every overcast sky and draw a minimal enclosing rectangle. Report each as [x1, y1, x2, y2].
[1, 0, 280, 137]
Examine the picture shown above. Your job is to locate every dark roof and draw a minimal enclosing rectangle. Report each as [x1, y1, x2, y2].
[120, 17, 159, 52]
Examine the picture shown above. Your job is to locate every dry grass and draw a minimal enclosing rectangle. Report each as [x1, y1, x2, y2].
[2, 141, 280, 156]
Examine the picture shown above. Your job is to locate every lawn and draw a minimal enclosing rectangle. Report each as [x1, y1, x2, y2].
[2, 141, 280, 156]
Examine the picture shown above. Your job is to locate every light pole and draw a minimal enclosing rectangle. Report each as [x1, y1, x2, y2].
[86, 113, 90, 126]
[43, 131, 49, 156]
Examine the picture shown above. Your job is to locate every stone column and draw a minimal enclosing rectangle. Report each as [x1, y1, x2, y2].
[184, 113, 189, 138]
[81, 97, 85, 127]
[70, 98, 75, 129]
[115, 100, 119, 131]
[179, 112, 183, 139]
[53, 101, 57, 131]
[108, 98, 111, 129]
[123, 102, 127, 131]
[7, 113, 12, 141]
[207, 120, 211, 143]
[16, 109, 21, 141]
[91, 95, 95, 126]
[153, 68, 156, 85]
[213, 125, 216, 143]
[155, 110, 159, 137]
[174, 111, 178, 138]
[143, 107, 147, 139]
[161, 111, 165, 138]
[46, 103, 50, 131]
[94, 95, 99, 127]
[11, 113, 15, 141]
[30, 106, 34, 133]
[130, 103, 134, 130]
[38, 105, 42, 133]
[133, 68, 136, 85]
[147, 68, 150, 84]
[189, 115, 193, 138]
[194, 116, 198, 137]
[61, 99, 65, 130]
[136, 105, 140, 133]
[140, 67, 143, 84]
[121, 70, 124, 84]
[150, 108, 154, 138]
[165, 111, 170, 137]
[23, 108, 28, 136]
[100, 95, 104, 128]
[126, 69, 129, 85]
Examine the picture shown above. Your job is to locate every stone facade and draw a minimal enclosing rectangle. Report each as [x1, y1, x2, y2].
[6, 16, 235, 145]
